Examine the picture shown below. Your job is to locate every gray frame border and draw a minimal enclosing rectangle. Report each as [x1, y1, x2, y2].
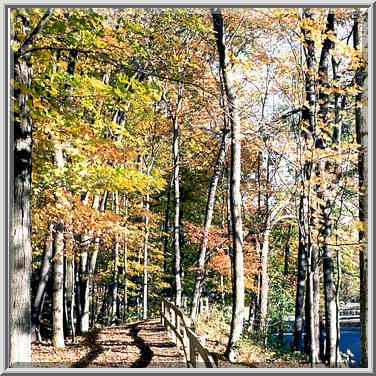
[1, 1, 374, 375]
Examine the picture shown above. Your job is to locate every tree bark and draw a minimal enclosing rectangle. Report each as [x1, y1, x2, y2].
[51, 140, 66, 348]
[354, 9, 368, 368]
[316, 10, 339, 366]
[293, 196, 307, 351]
[172, 87, 183, 307]
[10, 8, 52, 365]
[211, 8, 245, 361]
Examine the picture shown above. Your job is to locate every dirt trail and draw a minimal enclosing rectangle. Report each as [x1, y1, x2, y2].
[32, 319, 185, 368]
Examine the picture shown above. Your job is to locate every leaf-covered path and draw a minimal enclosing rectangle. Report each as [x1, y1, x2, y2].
[32, 319, 185, 368]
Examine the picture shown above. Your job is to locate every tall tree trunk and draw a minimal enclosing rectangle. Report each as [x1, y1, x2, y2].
[354, 9, 368, 368]
[143, 161, 153, 320]
[172, 88, 183, 307]
[163, 174, 173, 280]
[31, 224, 54, 342]
[299, 8, 319, 364]
[212, 8, 245, 361]
[315, 10, 339, 366]
[10, 9, 52, 365]
[191, 128, 228, 320]
[111, 192, 120, 323]
[65, 228, 75, 341]
[51, 141, 66, 348]
[123, 195, 129, 321]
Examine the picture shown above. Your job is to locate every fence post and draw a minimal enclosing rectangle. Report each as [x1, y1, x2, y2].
[161, 300, 165, 326]
[170, 308, 176, 343]
[189, 334, 196, 368]
[197, 337, 206, 367]
[176, 312, 180, 339]
[166, 303, 171, 335]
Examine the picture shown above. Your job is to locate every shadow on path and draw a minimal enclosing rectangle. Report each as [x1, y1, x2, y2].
[129, 323, 154, 368]
[72, 329, 104, 368]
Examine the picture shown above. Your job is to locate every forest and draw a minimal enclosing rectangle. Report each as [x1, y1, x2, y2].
[9, 6, 369, 369]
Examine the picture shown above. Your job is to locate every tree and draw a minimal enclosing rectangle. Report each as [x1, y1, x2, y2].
[354, 9, 368, 368]
[212, 8, 245, 361]
[10, 8, 52, 366]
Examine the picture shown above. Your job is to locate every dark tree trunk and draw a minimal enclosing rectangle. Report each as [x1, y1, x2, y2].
[64, 231, 75, 340]
[354, 10, 368, 368]
[10, 9, 52, 365]
[316, 10, 339, 366]
[32, 224, 54, 342]
[212, 8, 245, 361]
[293, 196, 307, 351]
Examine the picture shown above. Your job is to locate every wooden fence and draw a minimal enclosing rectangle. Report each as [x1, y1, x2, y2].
[160, 299, 217, 368]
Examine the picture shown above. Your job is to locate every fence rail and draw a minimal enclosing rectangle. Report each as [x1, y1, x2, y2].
[160, 299, 217, 368]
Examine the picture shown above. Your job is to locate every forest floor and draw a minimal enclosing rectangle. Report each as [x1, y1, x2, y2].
[31, 318, 321, 368]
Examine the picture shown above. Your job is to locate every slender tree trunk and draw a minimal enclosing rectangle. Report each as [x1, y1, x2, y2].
[143, 161, 153, 320]
[163, 174, 173, 279]
[258, 224, 271, 340]
[123, 195, 129, 321]
[52, 222, 65, 348]
[80, 193, 104, 333]
[293, 197, 307, 351]
[172, 89, 183, 307]
[143, 194, 150, 320]
[354, 9, 368, 368]
[304, 244, 320, 365]
[74, 255, 83, 334]
[31, 224, 54, 342]
[51, 141, 66, 348]
[211, 8, 245, 361]
[111, 192, 120, 323]
[191, 128, 228, 319]
[315, 10, 339, 366]
[64, 225, 75, 339]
